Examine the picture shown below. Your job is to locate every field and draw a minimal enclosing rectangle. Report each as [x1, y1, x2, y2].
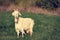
[0, 11, 60, 40]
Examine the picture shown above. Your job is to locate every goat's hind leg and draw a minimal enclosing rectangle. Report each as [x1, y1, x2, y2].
[21, 29, 25, 37]
[29, 29, 33, 36]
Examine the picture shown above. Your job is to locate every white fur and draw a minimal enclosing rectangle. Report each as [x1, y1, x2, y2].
[12, 10, 34, 38]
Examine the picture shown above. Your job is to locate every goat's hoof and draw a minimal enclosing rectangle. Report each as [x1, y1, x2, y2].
[22, 36, 24, 38]
[17, 36, 19, 38]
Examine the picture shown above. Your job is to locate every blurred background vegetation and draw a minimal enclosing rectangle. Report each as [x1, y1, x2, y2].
[0, 0, 60, 9]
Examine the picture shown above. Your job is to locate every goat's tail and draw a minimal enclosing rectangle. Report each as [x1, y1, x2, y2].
[30, 20, 34, 29]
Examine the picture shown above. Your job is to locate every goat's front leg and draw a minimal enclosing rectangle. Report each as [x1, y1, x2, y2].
[16, 30, 20, 38]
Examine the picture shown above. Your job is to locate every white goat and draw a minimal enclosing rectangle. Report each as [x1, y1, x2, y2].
[12, 9, 34, 38]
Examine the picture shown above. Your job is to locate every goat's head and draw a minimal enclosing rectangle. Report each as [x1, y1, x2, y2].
[12, 9, 21, 18]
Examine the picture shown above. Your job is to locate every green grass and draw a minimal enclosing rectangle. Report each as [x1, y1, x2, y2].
[0, 11, 60, 40]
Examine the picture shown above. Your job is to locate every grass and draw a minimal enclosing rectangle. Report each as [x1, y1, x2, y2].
[0, 11, 60, 40]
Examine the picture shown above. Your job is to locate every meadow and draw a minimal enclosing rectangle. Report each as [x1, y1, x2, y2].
[0, 11, 60, 40]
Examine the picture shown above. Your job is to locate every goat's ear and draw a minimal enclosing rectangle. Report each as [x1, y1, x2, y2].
[19, 13, 22, 15]
[12, 12, 14, 16]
